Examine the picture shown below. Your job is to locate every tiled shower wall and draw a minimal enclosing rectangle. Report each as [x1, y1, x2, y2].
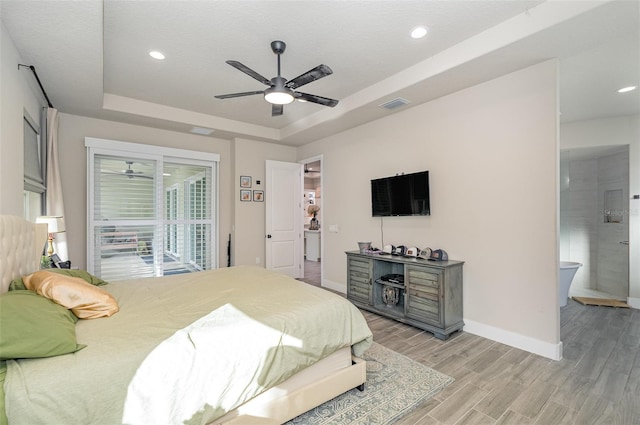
[560, 149, 629, 298]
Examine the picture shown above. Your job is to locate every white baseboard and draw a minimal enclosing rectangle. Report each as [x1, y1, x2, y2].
[463, 319, 563, 361]
[322, 279, 346, 294]
[627, 297, 640, 309]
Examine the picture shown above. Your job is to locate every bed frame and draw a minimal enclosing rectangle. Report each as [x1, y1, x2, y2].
[0, 215, 367, 424]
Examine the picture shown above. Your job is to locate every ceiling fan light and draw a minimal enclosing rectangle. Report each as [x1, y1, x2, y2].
[264, 88, 295, 105]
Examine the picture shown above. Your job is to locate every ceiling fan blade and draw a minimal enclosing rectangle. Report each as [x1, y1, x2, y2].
[214, 91, 264, 99]
[285, 64, 333, 89]
[296, 92, 339, 107]
[226, 60, 271, 86]
[272, 104, 283, 116]
[101, 171, 152, 179]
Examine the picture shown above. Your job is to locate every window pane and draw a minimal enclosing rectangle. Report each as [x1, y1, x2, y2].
[23, 190, 43, 222]
[94, 156, 156, 221]
[95, 225, 156, 281]
[162, 161, 213, 274]
[88, 145, 217, 281]
[24, 116, 45, 191]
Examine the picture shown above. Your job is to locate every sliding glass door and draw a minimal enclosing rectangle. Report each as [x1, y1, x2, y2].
[86, 139, 218, 281]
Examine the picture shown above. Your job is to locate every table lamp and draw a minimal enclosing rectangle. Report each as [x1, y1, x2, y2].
[36, 216, 66, 256]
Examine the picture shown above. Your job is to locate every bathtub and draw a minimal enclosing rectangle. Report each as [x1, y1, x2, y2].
[559, 261, 582, 307]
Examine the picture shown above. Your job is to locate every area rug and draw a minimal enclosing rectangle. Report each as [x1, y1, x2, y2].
[287, 342, 453, 425]
[572, 296, 630, 308]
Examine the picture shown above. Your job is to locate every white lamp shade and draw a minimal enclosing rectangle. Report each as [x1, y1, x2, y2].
[36, 216, 66, 233]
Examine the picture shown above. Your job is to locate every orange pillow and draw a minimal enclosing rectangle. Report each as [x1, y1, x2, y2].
[23, 270, 119, 319]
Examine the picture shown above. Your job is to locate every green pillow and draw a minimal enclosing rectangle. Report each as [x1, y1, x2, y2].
[7, 278, 26, 291]
[0, 290, 85, 360]
[9, 268, 108, 291]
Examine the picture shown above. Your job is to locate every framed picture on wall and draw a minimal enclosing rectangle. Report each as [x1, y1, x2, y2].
[240, 190, 251, 201]
[240, 176, 252, 188]
[253, 190, 264, 202]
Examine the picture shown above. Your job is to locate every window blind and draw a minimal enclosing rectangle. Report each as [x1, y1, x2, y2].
[23, 116, 45, 192]
[89, 151, 216, 282]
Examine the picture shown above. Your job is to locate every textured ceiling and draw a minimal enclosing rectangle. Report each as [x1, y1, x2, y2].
[2, 0, 638, 146]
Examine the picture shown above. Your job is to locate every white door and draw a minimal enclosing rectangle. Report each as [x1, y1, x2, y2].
[266, 160, 303, 278]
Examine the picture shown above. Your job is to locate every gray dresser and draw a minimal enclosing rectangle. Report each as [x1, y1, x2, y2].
[346, 251, 464, 340]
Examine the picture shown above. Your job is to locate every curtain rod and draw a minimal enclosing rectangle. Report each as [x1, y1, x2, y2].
[18, 64, 54, 108]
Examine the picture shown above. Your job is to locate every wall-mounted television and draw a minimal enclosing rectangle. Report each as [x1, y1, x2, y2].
[371, 171, 430, 217]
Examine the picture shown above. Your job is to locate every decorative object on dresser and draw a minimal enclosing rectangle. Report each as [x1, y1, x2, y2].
[357, 241, 371, 253]
[346, 250, 464, 340]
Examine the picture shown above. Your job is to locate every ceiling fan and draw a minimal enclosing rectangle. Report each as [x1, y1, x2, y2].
[102, 161, 152, 179]
[304, 163, 320, 178]
[215, 40, 339, 116]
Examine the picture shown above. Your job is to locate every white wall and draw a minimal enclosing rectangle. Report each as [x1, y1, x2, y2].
[57, 113, 233, 269]
[560, 115, 640, 307]
[0, 22, 45, 215]
[298, 61, 561, 358]
[232, 138, 296, 266]
[560, 155, 598, 291]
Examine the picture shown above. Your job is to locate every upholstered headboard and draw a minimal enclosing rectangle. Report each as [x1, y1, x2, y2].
[0, 215, 47, 293]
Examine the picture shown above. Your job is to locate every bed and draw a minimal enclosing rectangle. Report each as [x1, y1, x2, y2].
[0, 215, 372, 425]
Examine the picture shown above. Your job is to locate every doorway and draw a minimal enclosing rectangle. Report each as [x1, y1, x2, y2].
[559, 145, 630, 300]
[301, 156, 322, 287]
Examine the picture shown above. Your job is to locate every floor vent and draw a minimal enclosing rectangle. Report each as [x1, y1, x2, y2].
[379, 97, 410, 110]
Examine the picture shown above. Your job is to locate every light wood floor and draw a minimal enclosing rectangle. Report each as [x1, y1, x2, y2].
[301, 275, 640, 424]
[299, 260, 321, 286]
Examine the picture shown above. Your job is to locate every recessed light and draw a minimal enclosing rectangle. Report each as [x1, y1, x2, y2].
[149, 51, 165, 60]
[617, 86, 637, 93]
[411, 26, 428, 39]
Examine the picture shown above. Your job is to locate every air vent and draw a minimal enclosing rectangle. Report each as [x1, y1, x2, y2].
[190, 126, 215, 135]
[379, 98, 410, 110]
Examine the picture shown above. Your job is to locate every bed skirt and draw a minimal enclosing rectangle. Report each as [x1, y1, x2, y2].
[215, 348, 366, 424]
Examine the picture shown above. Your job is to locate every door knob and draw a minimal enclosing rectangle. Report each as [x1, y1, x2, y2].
[267, 234, 272, 238]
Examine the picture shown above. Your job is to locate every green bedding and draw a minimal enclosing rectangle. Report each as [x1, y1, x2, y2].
[4, 266, 372, 425]
[0, 362, 6, 425]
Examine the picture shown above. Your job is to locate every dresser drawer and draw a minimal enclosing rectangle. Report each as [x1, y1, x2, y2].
[405, 291, 441, 325]
[405, 266, 442, 325]
[406, 267, 441, 295]
[407, 267, 440, 287]
[349, 257, 371, 277]
[347, 256, 372, 304]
